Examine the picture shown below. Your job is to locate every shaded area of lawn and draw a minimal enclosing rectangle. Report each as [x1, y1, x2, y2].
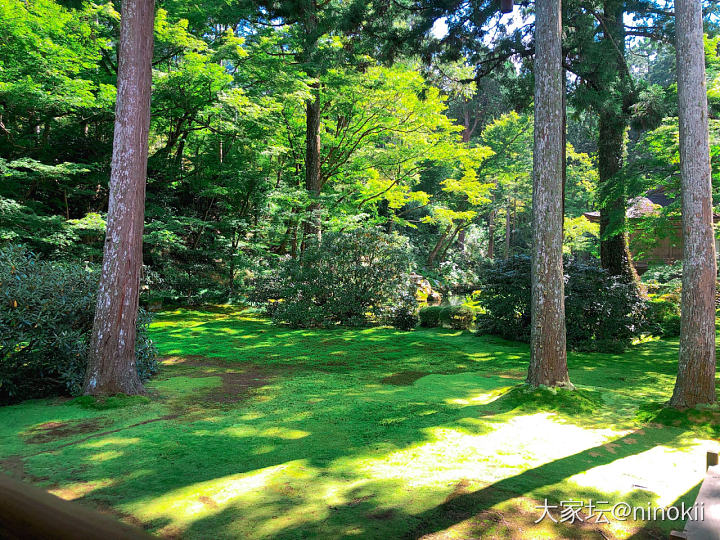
[0, 307, 716, 539]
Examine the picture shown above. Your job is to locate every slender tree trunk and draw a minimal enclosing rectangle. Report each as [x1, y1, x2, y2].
[428, 224, 452, 266]
[562, 68, 566, 237]
[528, 0, 571, 388]
[488, 201, 496, 259]
[83, 0, 154, 396]
[438, 222, 464, 263]
[457, 228, 466, 252]
[504, 203, 511, 259]
[670, 0, 717, 409]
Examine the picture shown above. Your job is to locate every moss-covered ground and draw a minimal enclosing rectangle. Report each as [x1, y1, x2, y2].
[1, 307, 718, 539]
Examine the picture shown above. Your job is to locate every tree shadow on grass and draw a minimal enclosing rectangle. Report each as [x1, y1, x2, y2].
[174, 427, 683, 539]
[8, 310, 709, 538]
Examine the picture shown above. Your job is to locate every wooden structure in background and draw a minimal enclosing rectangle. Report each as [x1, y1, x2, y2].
[584, 187, 720, 274]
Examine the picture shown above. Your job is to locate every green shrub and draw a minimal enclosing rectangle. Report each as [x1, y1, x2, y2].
[418, 305, 477, 330]
[382, 290, 419, 331]
[642, 261, 683, 285]
[441, 305, 477, 330]
[645, 298, 681, 337]
[143, 262, 228, 307]
[419, 306, 443, 327]
[475, 255, 648, 352]
[475, 255, 532, 341]
[564, 261, 648, 352]
[0, 245, 157, 404]
[252, 229, 415, 328]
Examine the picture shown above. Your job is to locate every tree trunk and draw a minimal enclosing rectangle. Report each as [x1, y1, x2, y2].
[527, 0, 570, 388]
[598, 112, 638, 281]
[487, 192, 496, 259]
[83, 0, 154, 396]
[457, 228, 466, 252]
[504, 203, 511, 259]
[597, 0, 639, 284]
[438, 222, 464, 263]
[670, 0, 717, 409]
[428, 224, 452, 266]
[488, 207, 495, 259]
[562, 68, 566, 237]
[303, 90, 322, 245]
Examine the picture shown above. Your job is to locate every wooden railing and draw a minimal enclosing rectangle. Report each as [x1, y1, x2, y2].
[670, 451, 720, 540]
[0, 474, 153, 539]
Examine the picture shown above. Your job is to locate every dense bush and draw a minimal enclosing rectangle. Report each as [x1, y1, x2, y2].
[475, 255, 648, 352]
[143, 261, 229, 308]
[382, 290, 419, 331]
[444, 305, 477, 329]
[250, 229, 415, 328]
[645, 297, 681, 337]
[419, 305, 443, 327]
[641, 262, 683, 296]
[642, 261, 683, 285]
[474, 256, 532, 340]
[0, 245, 157, 404]
[564, 261, 648, 351]
[418, 304, 478, 330]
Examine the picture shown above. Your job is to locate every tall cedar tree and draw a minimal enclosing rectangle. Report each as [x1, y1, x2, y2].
[83, 0, 155, 395]
[401, 1, 683, 283]
[527, 0, 571, 387]
[596, 0, 639, 284]
[669, 0, 717, 408]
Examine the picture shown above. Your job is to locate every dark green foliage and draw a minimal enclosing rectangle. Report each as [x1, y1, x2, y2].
[253, 229, 414, 328]
[0, 245, 157, 404]
[418, 305, 477, 330]
[642, 262, 683, 293]
[143, 262, 228, 307]
[564, 261, 648, 352]
[475, 255, 648, 352]
[474, 255, 532, 341]
[418, 306, 443, 327]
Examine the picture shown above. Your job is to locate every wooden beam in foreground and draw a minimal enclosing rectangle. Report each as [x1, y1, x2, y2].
[0, 474, 153, 540]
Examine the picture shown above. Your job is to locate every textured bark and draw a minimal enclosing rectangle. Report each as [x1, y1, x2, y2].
[428, 224, 452, 266]
[597, 0, 639, 284]
[504, 203, 511, 259]
[528, 0, 570, 388]
[487, 198, 496, 259]
[561, 69, 566, 233]
[83, 0, 154, 396]
[670, 0, 717, 409]
[303, 90, 323, 244]
[438, 222, 464, 263]
[598, 112, 638, 281]
[301, 3, 322, 247]
[457, 228, 466, 252]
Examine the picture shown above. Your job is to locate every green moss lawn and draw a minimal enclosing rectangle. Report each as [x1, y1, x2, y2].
[1, 307, 718, 539]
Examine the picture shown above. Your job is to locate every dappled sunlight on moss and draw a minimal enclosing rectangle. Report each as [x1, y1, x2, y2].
[567, 439, 708, 508]
[87, 450, 124, 462]
[48, 478, 116, 501]
[1, 308, 718, 538]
